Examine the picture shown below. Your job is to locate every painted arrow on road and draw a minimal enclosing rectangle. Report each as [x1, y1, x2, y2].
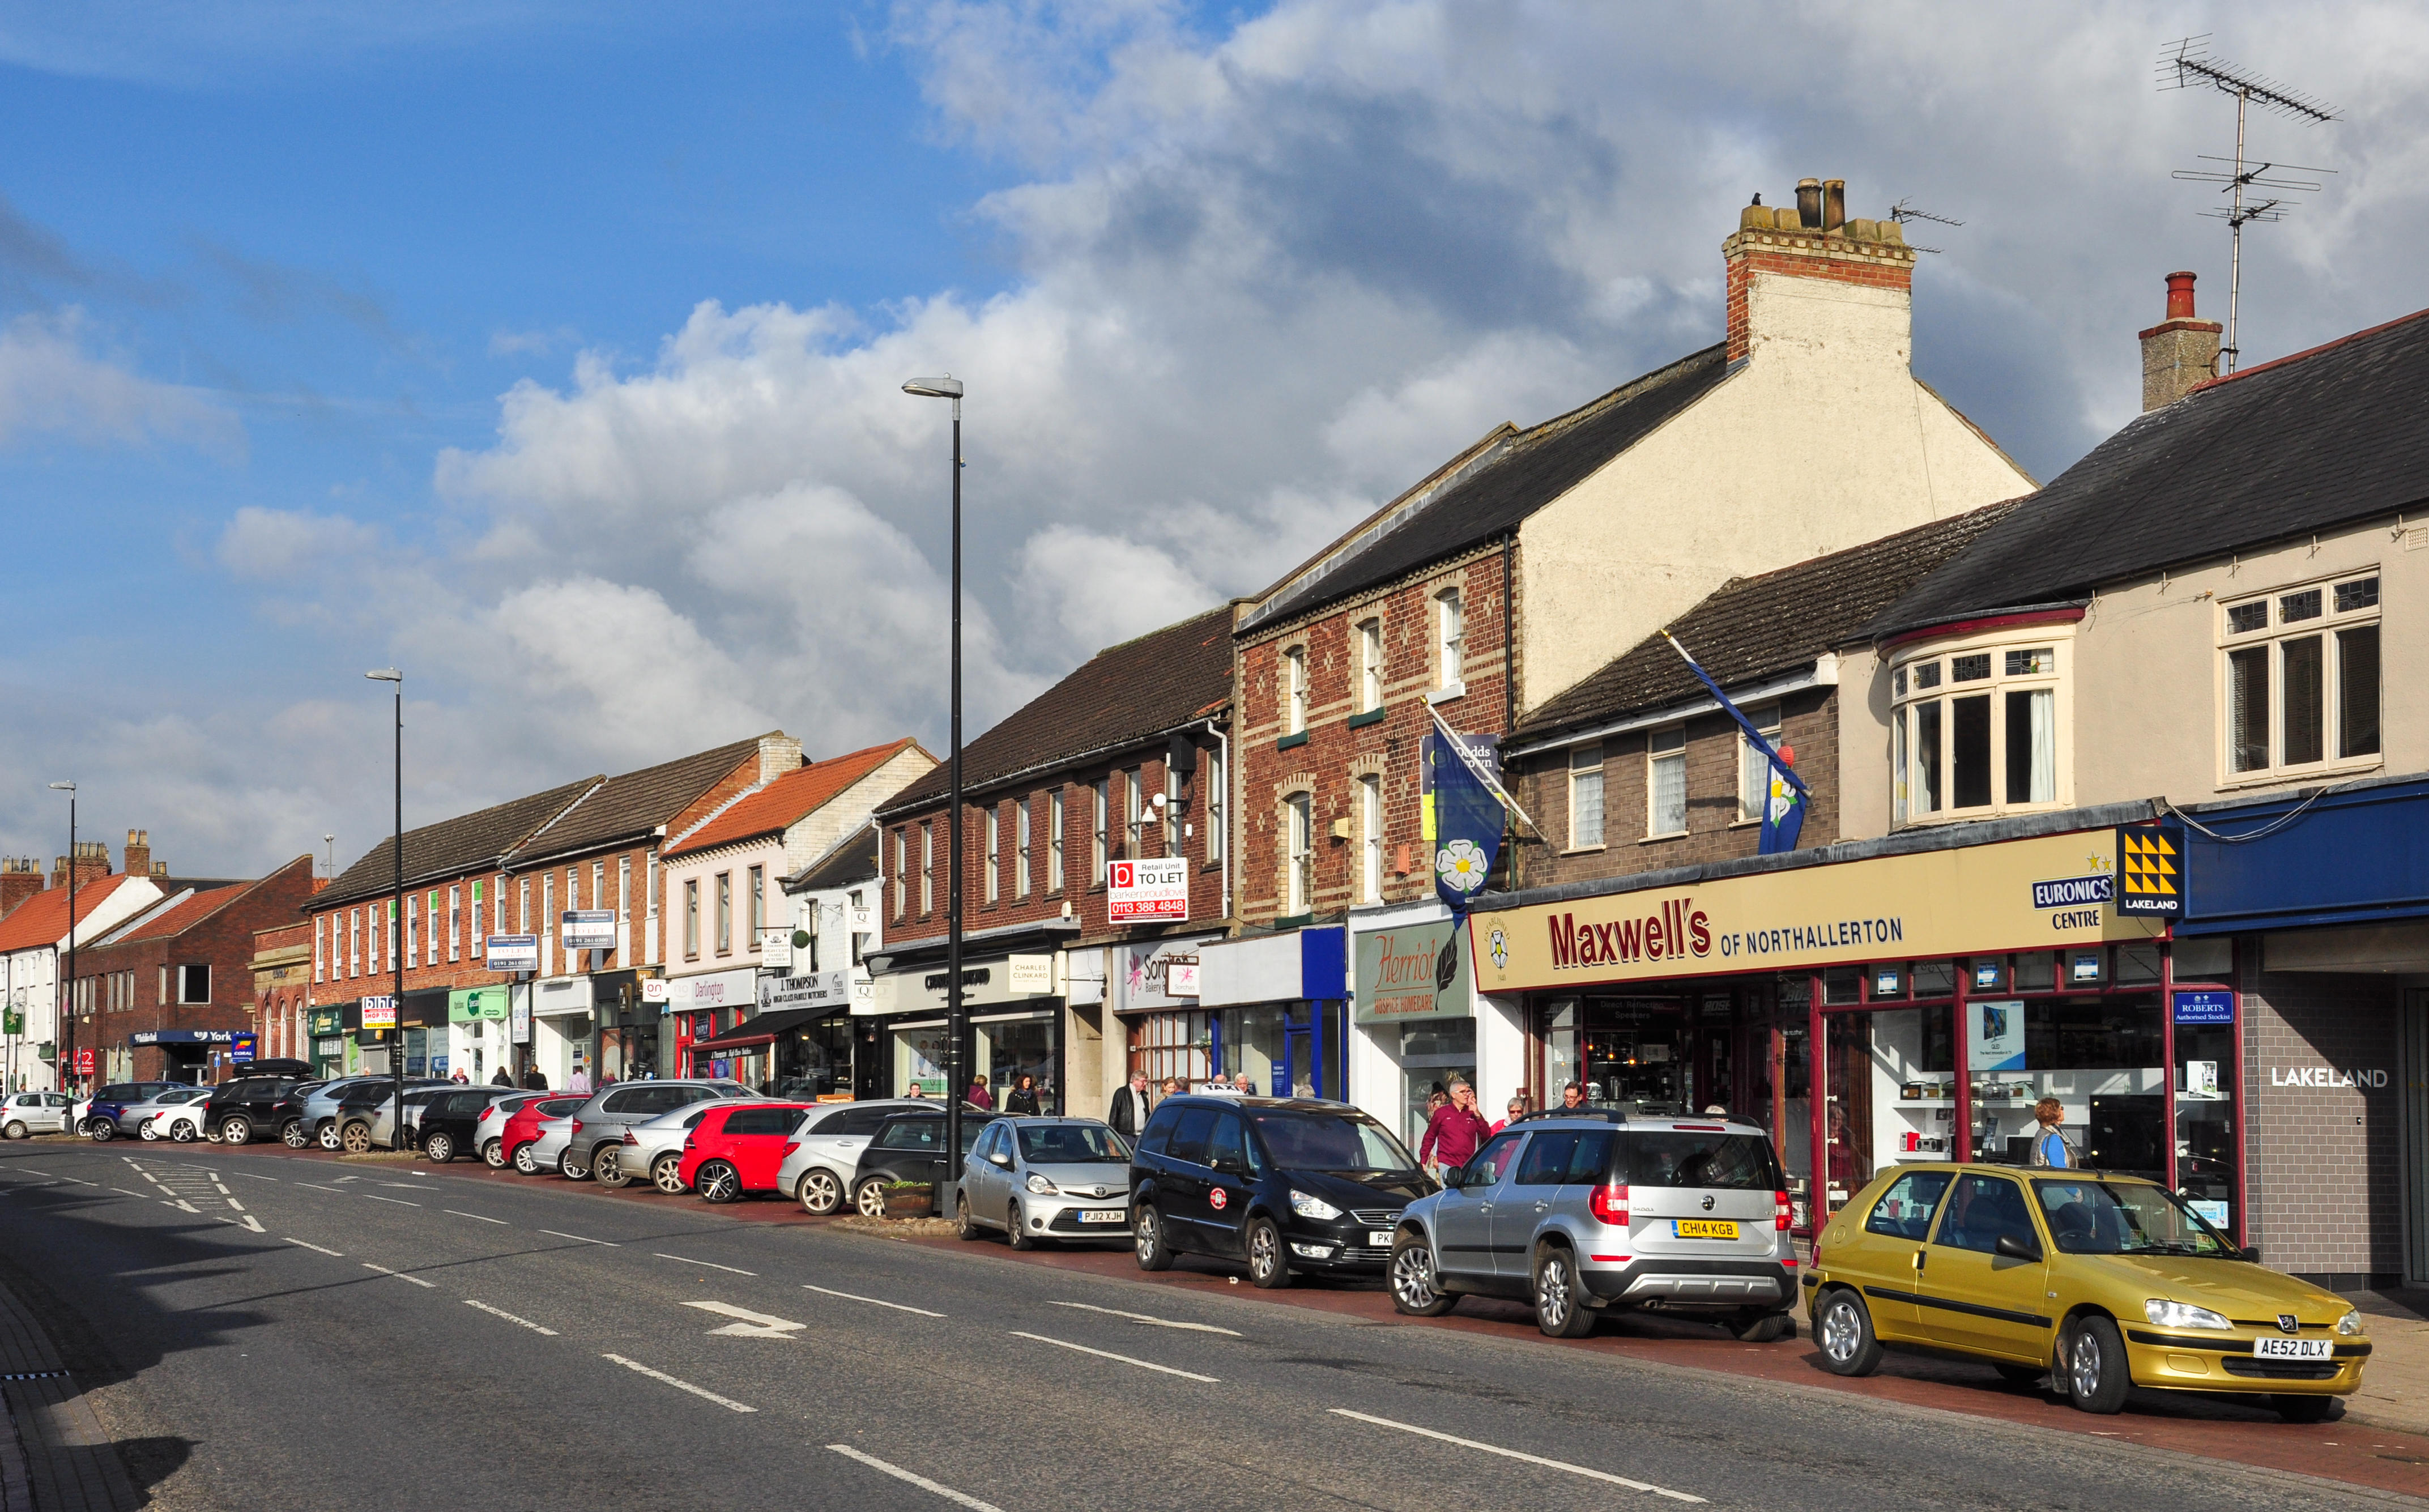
[684, 1301, 806, 1339]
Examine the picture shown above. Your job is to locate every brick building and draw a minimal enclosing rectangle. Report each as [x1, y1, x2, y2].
[0, 867, 160, 1093]
[869, 607, 1233, 1119]
[250, 919, 314, 1065]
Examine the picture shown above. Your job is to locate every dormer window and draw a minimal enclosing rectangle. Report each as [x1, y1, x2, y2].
[1891, 632, 2068, 827]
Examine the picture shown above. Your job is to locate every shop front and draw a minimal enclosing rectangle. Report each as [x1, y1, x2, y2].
[1472, 822, 2190, 1239]
[1112, 932, 1225, 1091]
[446, 987, 509, 1084]
[398, 988, 450, 1078]
[306, 1005, 351, 1078]
[864, 955, 1066, 1109]
[527, 976, 593, 1087]
[1195, 926, 1347, 1102]
[130, 1029, 260, 1084]
[735, 970, 855, 1096]
[666, 967, 762, 1084]
[588, 969, 655, 1082]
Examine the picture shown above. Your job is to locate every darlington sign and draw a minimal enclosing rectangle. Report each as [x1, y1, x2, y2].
[1472, 829, 2161, 994]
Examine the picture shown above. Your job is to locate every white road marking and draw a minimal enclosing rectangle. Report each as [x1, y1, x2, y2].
[446, 1210, 508, 1225]
[685, 1301, 805, 1339]
[56, 1175, 95, 1186]
[362, 1263, 437, 1289]
[363, 1194, 421, 1207]
[17, 1170, 49, 1177]
[538, 1229, 619, 1247]
[332, 1175, 360, 1183]
[237, 1172, 279, 1182]
[802, 1284, 943, 1318]
[465, 1300, 559, 1336]
[1007, 1331, 1217, 1382]
[825, 1446, 1003, 1511]
[165, 1199, 199, 1212]
[600, 1354, 755, 1413]
[295, 1182, 347, 1193]
[284, 1237, 344, 1256]
[1328, 1408, 1704, 1503]
[654, 1253, 755, 1276]
[1047, 1300, 1242, 1336]
[238, 1214, 265, 1232]
[112, 1187, 149, 1199]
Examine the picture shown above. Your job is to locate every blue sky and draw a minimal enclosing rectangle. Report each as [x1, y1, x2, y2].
[0, 2, 2422, 878]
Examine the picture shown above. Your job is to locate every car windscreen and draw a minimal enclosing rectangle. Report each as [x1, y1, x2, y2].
[1250, 1113, 1419, 1175]
[156, 1089, 207, 1106]
[96, 1084, 142, 1102]
[1017, 1124, 1128, 1164]
[2033, 1179, 2234, 1258]
[1621, 1132, 1783, 1191]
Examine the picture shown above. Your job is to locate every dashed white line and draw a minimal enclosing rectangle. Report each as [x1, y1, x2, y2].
[363, 1194, 421, 1207]
[802, 1284, 943, 1318]
[55, 1175, 95, 1186]
[825, 1446, 1003, 1511]
[465, 1300, 558, 1335]
[1047, 1300, 1242, 1336]
[16, 1169, 50, 1177]
[446, 1210, 508, 1225]
[284, 1237, 344, 1257]
[1327, 1408, 1705, 1502]
[1007, 1331, 1217, 1382]
[237, 1172, 279, 1182]
[362, 1263, 437, 1289]
[111, 1187, 149, 1199]
[655, 1253, 756, 1276]
[295, 1181, 347, 1193]
[539, 1229, 619, 1247]
[600, 1354, 755, 1413]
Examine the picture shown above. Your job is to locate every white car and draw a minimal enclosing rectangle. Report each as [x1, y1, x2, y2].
[1, 1092, 72, 1139]
[777, 1098, 981, 1215]
[147, 1098, 212, 1143]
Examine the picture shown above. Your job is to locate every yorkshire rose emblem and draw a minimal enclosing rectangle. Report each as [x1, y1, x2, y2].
[1437, 839, 1488, 894]
[1488, 926, 1508, 971]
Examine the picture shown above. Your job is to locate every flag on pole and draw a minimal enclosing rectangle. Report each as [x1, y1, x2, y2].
[1660, 632, 1809, 854]
[1422, 708, 1539, 913]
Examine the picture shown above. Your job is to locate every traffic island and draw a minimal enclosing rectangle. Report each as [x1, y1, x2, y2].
[835, 1216, 958, 1241]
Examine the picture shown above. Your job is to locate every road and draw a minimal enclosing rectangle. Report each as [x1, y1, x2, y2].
[0, 1140, 2415, 1512]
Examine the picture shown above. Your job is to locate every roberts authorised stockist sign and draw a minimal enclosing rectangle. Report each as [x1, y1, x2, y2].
[1107, 858, 1190, 923]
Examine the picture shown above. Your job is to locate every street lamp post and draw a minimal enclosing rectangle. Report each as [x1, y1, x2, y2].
[901, 373, 966, 1188]
[46, 782, 74, 1093]
[367, 670, 404, 1145]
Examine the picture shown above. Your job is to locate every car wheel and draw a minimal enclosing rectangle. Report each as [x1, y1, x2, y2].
[318, 1122, 342, 1151]
[2273, 1394, 2336, 1424]
[593, 1147, 627, 1188]
[282, 1121, 309, 1149]
[1390, 1232, 1458, 1317]
[698, 1161, 742, 1204]
[481, 1138, 505, 1168]
[798, 1168, 843, 1215]
[1245, 1216, 1291, 1290]
[88, 1121, 116, 1142]
[1007, 1200, 1035, 1251]
[170, 1121, 197, 1143]
[423, 1131, 455, 1165]
[340, 1122, 373, 1154]
[654, 1154, 689, 1196]
[1729, 1309, 1795, 1343]
[853, 1178, 890, 1219]
[220, 1115, 252, 1145]
[1133, 1203, 1174, 1271]
[140, 1122, 161, 1140]
[955, 1192, 985, 1240]
[1532, 1246, 1594, 1338]
[1, 1121, 23, 1141]
[1815, 1289, 1883, 1377]
[2064, 1315, 2130, 1415]
[512, 1142, 539, 1175]
[560, 1148, 592, 1181]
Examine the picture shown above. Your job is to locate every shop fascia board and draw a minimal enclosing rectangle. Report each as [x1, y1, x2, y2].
[864, 915, 1081, 973]
[1503, 658, 1837, 761]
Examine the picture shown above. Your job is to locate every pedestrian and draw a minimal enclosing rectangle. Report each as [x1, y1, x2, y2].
[1419, 1083, 1493, 1176]
[968, 1075, 994, 1111]
[1826, 1104, 1859, 1191]
[1560, 1080, 1587, 1110]
[1107, 1073, 1152, 1138]
[1159, 1076, 1183, 1102]
[2028, 1098, 2075, 1168]
[450, 1067, 470, 1084]
[1292, 1079, 1314, 1099]
[906, 1083, 928, 1098]
[600, 1071, 617, 1088]
[518, 1065, 546, 1091]
[1491, 1094, 1527, 1135]
[1233, 1072, 1256, 1096]
[568, 1066, 591, 1096]
[489, 1067, 512, 1088]
[1005, 1074, 1042, 1116]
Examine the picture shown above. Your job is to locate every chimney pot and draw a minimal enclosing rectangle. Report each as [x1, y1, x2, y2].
[2166, 270, 2199, 321]
[1795, 177, 1823, 228]
[1822, 178, 1847, 231]
[2139, 270, 2223, 411]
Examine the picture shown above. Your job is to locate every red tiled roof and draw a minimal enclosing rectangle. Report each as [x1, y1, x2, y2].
[663, 739, 930, 859]
[116, 885, 245, 944]
[0, 874, 143, 953]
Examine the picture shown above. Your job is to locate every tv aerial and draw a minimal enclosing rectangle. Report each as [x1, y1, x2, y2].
[2158, 36, 2338, 372]
[1887, 199, 1963, 255]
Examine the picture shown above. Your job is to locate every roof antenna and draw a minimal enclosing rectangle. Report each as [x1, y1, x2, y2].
[2159, 35, 2338, 373]
[1887, 198, 1962, 255]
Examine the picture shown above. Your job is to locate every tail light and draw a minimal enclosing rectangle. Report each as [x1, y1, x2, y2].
[621, 1130, 640, 1145]
[781, 1142, 799, 1157]
[683, 1134, 696, 1151]
[571, 1119, 584, 1135]
[1588, 1182, 1630, 1227]
[1774, 1190, 1792, 1231]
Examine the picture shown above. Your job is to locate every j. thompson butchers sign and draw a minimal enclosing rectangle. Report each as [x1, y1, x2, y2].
[1471, 830, 2158, 994]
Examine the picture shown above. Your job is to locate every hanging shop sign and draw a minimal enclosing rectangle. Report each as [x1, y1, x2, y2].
[1005, 955, 1054, 995]
[641, 978, 670, 1003]
[1471, 829, 2160, 994]
[487, 935, 540, 973]
[1115, 935, 1216, 1012]
[510, 991, 532, 1046]
[449, 987, 509, 1023]
[1354, 917, 1473, 1025]
[562, 910, 616, 949]
[1107, 858, 1190, 923]
[2115, 822, 2186, 917]
[760, 928, 793, 970]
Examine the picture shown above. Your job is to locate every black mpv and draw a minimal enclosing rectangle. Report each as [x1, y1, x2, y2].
[1130, 1096, 1434, 1288]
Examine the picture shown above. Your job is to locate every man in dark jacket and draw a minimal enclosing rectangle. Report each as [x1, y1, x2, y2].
[1106, 1074, 1151, 1138]
[518, 1065, 547, 1091]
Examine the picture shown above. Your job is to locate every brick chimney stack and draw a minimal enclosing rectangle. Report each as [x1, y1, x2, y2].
[0, 858, 41, 919]
[757, 733, 804, 784]
[2140, 271, 2222, 411]
[122, 829, 150, 879]
[51, 842, 110, 891]
[1722, 177, 1916, 364]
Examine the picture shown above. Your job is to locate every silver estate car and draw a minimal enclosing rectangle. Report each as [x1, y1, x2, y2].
[560, 1079, 753, 1184]
[1388, 1111, 1797, 1342]
[118, 1087, 211, 1139]
[303, 1076, 445, 1149]
[954, 1117, 1134, 1248]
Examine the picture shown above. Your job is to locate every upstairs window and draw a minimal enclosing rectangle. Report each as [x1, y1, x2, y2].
[1015, 797, 1032, 899]
[1356, 617, 1383, 712]
[1736, 704, 1784, 823]
[1283, 648, 1308, 734]
[985, 807, 1000, 904]
[1204, 747, 1224, 864]
[1435, 587, 1464, 693]
[1357, 773, 1383, 902]
[1892, 637, 2065, 825]
[1049, 791, 1067, 892]
[2221, 573, 2380, 779]
[1092, 778, 1110, 883]
[921, 823, 935, 914]
[1647, 729, 1687, 837]
[892, 829, 906, 918]
[1569, 745, 1605, 848]
[1123, 768, 1144, 859]
[684, 879, 701, 958]
[1286, 794, 1314, 915]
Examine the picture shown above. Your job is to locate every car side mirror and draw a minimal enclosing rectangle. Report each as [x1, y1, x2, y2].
[1993, 1233, 2042, 1263]
[988, 1152, 1012, 1168]
[2238, 1245, 2260, 1263]
[1440, 1165, 1465, 1190]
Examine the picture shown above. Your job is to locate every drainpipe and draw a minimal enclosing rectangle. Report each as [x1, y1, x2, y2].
[1500, 533, 1516, 735]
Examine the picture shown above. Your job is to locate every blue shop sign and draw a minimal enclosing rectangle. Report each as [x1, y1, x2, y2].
[2173, 989, 2235, 1026]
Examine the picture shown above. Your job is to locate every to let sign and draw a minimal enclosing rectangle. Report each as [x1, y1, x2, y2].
[361, 996, 397, 1030]
[562, 910, 616, 949]
[1108, 858, 1190, 923]
[487, 935, 540, 973]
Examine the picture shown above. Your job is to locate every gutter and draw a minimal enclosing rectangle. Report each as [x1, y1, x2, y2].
[1503, 656, 1840, 760]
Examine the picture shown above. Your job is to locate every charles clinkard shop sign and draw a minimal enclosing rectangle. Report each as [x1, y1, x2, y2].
[1469, 830, 2163, 995]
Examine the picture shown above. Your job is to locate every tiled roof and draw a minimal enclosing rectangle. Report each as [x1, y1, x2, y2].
[507, 736, 769, 865]
[1242, 344, 1729, 631]
[0, 874, 143, 953]
[789, 821, 881, 891]
[880, 607, 1234, 814]
[1517, 501, 2026, 739]
[664, 740, 929, 859]
[111, 885, 244, 944]
[319, 777, 599, 910]
[1872, 306, 2429, 638]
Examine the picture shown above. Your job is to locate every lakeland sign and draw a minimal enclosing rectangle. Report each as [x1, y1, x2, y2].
[1471, 829, 2162, 995]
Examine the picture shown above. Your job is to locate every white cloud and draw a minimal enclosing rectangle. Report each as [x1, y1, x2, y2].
[0, 309, 240, 455]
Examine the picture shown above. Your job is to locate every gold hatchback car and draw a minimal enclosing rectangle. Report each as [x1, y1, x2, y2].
[1806, 1162, 2370, 1421]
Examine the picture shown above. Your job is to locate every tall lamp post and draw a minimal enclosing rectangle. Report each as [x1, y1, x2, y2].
[46, 782, 74, 1092]
[367, 669, 404, 1145]
[901, 373, 966, 1181]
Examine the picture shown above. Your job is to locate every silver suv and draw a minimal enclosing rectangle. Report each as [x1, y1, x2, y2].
[562, 1079, 751, 1185]
[1388, 1111, 1797, 1341]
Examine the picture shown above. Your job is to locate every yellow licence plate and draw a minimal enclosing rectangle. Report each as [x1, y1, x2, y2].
[1671, 1219, 1740, 1240]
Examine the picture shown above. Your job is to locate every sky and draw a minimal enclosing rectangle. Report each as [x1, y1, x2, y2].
[0, 1, 2423, 880]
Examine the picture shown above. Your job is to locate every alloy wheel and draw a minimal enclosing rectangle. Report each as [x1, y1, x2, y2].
[654, 1155, 687, 1195]
[424, 1132, 454, 1164]
[1246, 1219, 1287, 1287]
[1391, 1243, 1441, 1313]
[1821, 1300, 1859, 1362]
[701, 1163, 742, 1204]
[854, 1179, 889, 1219]
[140, 1123, 160, 1140]
[799, 1169, 841, 1215]
[221, 1117, 251, 1145]
[2069, 1330, 2104, 1400]
[482, 1138, 505, 1168]
[282, 1122, 308, 1149]
[592, 1147, 620, 1185]
[1007, 1200, 1034, 1250]
[1, 1122, 23, 1141]
[513, 1143, 538, 1175]
[341, 1123, 372, 1154]
[171, 1121, 196, 1143]
[318, 1123, 341, 1151]
[1538, 1258, 1572, 1328]
[89, 1121, 115, 1142]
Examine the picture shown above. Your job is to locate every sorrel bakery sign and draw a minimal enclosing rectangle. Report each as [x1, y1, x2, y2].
[1469, 830, 2160, 994]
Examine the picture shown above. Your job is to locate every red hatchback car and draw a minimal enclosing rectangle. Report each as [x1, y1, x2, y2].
[678, 1102, 817, 1203]
[499, 1095, 585, 1172]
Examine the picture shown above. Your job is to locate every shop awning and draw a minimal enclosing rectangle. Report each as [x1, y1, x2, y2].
[690, 1004, 840, 1053]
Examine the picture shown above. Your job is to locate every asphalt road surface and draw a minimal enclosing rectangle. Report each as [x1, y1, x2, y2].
[0, 1141, 2409, 1512]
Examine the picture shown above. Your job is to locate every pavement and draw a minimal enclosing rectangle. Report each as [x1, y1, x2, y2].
[1, 1133, 2424, 1510]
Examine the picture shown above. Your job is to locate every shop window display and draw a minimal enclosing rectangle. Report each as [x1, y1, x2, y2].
[1397, 1019, 1476, 1148]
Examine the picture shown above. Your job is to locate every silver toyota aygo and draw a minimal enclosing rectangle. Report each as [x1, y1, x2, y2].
[953, 1116, 1134, 1248]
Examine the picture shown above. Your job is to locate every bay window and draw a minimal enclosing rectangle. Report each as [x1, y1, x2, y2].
[2220, 573, 2380, 780]
[1892, 636, 2065, 825]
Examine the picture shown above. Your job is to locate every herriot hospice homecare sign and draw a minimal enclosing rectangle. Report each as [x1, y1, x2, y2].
[1469, 830, 2162, 994]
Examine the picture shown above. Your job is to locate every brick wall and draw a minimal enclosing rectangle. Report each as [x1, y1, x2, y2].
[2243, 962, 2404, 1284]
[1721, 225, 1916, 363]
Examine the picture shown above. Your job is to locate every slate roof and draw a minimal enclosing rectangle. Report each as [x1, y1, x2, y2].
[879, 607, 1234, 815]
[1872, 306, 2429, 639]
[318, 777, 600, 910]
[1242, 344, 1730, 632]
[1516, 501, 2026, 741]
[789, 821, 881, 892]
[109, 885, 244, 944]
[0, 874, 145, 952]
[663, 740, 930, 859]
[508, 736, 768, 867]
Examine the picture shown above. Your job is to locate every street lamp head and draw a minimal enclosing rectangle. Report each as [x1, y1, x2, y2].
[47, 781, 74, 792]
[901, 375, 964, 399]
[364, 668, 403, 683]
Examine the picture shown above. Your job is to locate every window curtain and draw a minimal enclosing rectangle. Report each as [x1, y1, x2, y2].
[2027, 689, 2055, 803]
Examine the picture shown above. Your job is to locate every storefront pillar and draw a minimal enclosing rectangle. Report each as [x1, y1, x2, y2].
[1950, 959, 1971, 1166]
[2159, 941, 2178, 1192]
[1806, 972, 1825, 1221]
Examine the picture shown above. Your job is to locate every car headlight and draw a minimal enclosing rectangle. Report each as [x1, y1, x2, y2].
[1025, 1173, 1059, 1195]
[2337, 1309, 2363, 1337]
[1289, 1189, 1342, 1220]
[2144, 1298, 2231, 1331]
